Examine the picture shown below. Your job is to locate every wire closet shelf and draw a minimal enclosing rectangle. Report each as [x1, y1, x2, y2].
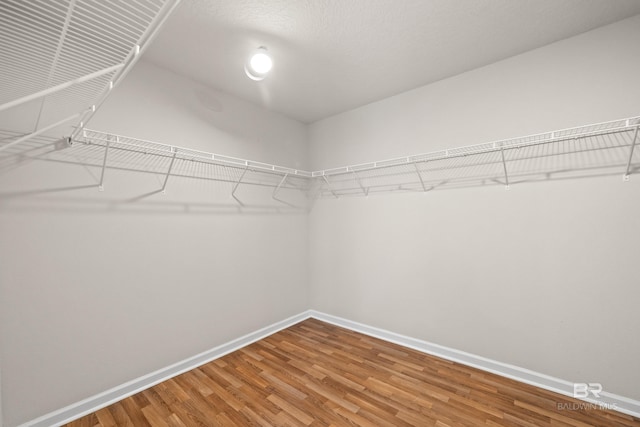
[0, 0, 181, 153]
[314, 116, 640, 198]
[76, 129, 312, 208]
[0, 2, 637, 200]
[73, 115, 640, 203]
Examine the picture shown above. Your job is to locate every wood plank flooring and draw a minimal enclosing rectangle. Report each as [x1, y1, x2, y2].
[65, 319, 640, 426]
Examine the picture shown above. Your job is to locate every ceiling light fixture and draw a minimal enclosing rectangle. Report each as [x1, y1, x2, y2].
[245, 46, 272, 81]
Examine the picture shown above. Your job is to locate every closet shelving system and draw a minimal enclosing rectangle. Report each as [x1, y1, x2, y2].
[0, 0, 181, 152]
[77, 128, 313, 207]
[1, 1, 638, 204]
[314, 116, 640, 197]
[72, 116, 639, 204]
[0, 0, 310, 207]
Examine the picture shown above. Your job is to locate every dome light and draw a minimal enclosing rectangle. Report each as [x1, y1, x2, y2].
[245, 47, 272, 81]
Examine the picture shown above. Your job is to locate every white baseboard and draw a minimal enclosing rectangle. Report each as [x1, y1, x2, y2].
[309, 310, 640, 419]
[19, 309, 640, 426]
[18, 311, 313, 427]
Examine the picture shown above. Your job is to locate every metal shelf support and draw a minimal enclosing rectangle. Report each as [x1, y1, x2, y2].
[232, 166, 249, 206]
[352, 171, 368, 196]
[323, 175, 339, 199]
[623, 125, 639, 181]
[414, 163, 427, 192]
[98, 136, 114, 191]
[500, 148, 510, 190]
[273, 173, 296, 207]
[161, 150, 177, 194]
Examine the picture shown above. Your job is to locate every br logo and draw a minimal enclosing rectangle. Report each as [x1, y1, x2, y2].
[573, 383, 603, 398]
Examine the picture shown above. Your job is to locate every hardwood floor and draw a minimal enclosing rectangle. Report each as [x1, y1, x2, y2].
[65, 318, 640, 426]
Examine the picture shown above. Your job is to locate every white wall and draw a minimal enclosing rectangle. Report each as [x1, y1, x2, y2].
[310, 15, 640, 169]
[0, 61, 309, 427]
[309, 14, 640, 401]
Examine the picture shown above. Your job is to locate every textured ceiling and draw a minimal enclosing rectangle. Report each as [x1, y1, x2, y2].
[144, 0, 640, 123]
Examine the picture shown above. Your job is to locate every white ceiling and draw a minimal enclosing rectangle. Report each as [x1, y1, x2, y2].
[143, 0, 640, 123]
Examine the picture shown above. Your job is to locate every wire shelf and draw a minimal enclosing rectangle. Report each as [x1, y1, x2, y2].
[0, 0, 181, 147]
[0, 127, 313, 211]
[1, 1, 637, 203]
[1, 116, 638, 208]
[80, 129, 313, 179]
[313, 116, 640, 197]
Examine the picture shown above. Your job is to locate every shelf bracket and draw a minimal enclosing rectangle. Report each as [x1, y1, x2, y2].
[272, 173, 295, 207]
[98, 136, 114, 191]
[414, 163, 427, 192]
[322, 175, 339, 198]
[623, 125, 639, 182]
[500, 148, 510, 190]
[231, 166, 248, 206]
[352, 171, 368, 196]
[161, 150, 177, 194]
